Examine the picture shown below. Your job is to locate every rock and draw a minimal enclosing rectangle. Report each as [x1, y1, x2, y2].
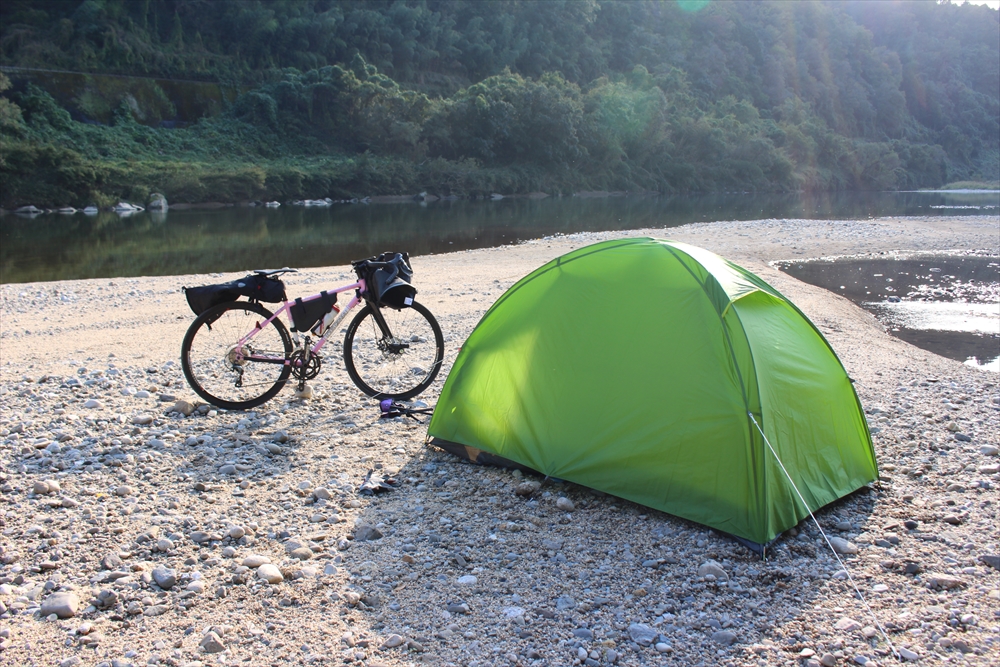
[229, 526, 246, 540]
[697, 560, 729, 582]
[242, 555, 271, 568]
[290, 547, 314, 561]
[40, 592, 79, 618]
[219, 464, 237, 475]
[143, 604, 169, 616]
[980, 445, 999, 456]
[381, 634, 405, 649]
[835, 616, 862, 632]
[155, 538, 173, 553]
[171, 400, 195, 416]
[898, 647, 920, 661]
[555, 496, 575, 511]
[978, 463, 1000, 475]
[257, 564, 283, 584]
[447, 603, 469, 614]
[190, 531, 213, 543]
[32, 480, 56, 495]
[514, 481, 541, 497]
[354, 524, 383, 541]
[923, 573, 965, 590]
[829, 536, 859, 555]
[200, 631, 226, 653]
[313, 487, 333, 500]
[457, 575, 477, 586]
[114, 485, 134, 497]
[820, 653, 837, 667]
[628, 623, 657, 646]
[132, 415, 153, 425]
[83, 399, 103, 409]
[101, 553, 123, 570]
[978, 554, 1000, 571]
[151, 566, 176, 590]
[294, 384, 313, 399]
[147, 193, 168, 210]
[712, 631, 737, 646]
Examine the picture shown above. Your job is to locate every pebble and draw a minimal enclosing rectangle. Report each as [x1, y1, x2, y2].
[514, 481, 540, 497]
[456, 575, 477, 586]
[257, 564, 283, 584]
[242, 555, 271, 568]
[354, 524, 383, 541]
[151, 566, 176, 590]
[199, 631, 226, 653]
[83, 399, 103, 409]
[32, 480, 58, 494]
[829, 536, 859, 554]
[555, 496, 575, 511]
[40, 592, 79, 618]
[628, 623, 657, 646]
[697, 559, 728, 582]
[712, 630, 737, 646]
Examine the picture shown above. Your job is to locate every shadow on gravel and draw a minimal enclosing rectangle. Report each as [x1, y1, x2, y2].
[336, 431, 889, 666]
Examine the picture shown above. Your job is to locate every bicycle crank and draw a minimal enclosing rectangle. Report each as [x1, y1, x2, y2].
[290, 350, 322, 382]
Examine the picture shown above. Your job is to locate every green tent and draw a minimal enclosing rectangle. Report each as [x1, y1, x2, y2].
[428, 238, 878, 552]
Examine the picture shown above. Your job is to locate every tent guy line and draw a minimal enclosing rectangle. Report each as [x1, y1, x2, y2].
[750, 412, 899, 661]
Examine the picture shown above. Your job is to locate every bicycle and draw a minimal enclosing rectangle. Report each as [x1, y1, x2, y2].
[180, 253, 444, 410]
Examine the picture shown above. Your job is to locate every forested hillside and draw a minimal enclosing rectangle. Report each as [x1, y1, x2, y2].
[1, 0, 997, 207]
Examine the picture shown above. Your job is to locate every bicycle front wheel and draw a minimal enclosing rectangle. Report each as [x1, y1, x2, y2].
[181, 301, 293, 410]
[343, 301, 444, 400]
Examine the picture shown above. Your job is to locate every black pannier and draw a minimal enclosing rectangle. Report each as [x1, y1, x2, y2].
[183, 274, 286, 316]
[357, 252, 417, 309]
[290, 291, 337, 333]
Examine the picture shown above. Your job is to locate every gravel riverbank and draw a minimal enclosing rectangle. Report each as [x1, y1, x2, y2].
[1, 215, 998, 667]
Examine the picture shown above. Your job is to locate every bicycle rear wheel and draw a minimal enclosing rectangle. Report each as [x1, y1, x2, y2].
[343, 301, 444, 400]
[181, 301, 293, 410]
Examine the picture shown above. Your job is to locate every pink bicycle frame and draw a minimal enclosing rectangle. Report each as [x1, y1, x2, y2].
[233, 278, 368, 363]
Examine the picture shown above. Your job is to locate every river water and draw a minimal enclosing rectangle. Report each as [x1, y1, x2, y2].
[2, 189, 997, 284]
[2, 189, 997, 369]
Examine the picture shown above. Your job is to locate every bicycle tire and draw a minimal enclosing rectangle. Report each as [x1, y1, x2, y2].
[181, 301, 293, 410]
[342, 301, 444, 400]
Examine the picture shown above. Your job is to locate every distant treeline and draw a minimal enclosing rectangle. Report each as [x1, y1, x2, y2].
[0, 0, 997, 207]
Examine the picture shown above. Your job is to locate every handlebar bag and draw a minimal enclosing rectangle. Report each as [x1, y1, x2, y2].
[357, 252, 416, 309]
[371, 266, 416, 309]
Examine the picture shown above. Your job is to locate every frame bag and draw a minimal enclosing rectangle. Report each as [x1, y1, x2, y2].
[290, 291, 337, 333]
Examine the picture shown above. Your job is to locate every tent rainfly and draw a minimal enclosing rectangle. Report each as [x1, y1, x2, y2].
[428, 238, 878, 553]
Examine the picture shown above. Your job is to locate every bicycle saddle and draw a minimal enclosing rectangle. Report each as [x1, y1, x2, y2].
[252, 267, 298, 277]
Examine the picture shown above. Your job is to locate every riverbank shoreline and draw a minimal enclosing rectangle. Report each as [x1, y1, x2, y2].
[1, 215, 998, 666]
